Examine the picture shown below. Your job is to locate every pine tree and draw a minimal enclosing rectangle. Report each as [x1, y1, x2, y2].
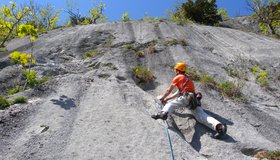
[176, 0, 222, 25]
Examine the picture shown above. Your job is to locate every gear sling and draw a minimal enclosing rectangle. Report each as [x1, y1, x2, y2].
[177, 74, 201, 109]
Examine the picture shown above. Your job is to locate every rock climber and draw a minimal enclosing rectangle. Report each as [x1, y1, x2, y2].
[151, 62, 227, 139]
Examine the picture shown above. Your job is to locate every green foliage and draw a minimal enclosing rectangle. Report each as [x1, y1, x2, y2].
[18, 24, 38, 41]
[81, 18, 91, 25]
[218, 81, 243, 100]
[199, 74, 245, 101]
[132, 67, 155, 82]
[248, 0, 280, 36]
[200, 74, 218, 89]
[173, 0, 222, 25]
[89, 3, 107, 24]
[39, 4, 59, 30]
[7, 86, 24, 95]
[122, 12, 131, 22]
[142, 16, 159, 21]
[259, 22, 270, 35]
[255, 150, 280, 160]
[0, 95, 10, 110]
[9, 51, 36, 67]
[0, 2, 29, 47]
[83, 50, 98, 59]
[23, 69, 37, 87]
[168, 10, 192, 26]
[277, 74, 280, 81]
[10, 96, 26, 105]
[65, 21, 72, 27]
[218, 8, 230, 20]
[257, 71, 269, 86]
[251, 66, 260, 73]
[251, 66, 269, 87]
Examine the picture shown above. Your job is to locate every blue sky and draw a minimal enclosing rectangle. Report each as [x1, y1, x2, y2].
[1, 0, 254, 24]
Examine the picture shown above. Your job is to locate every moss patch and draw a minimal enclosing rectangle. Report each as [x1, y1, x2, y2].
[83, 50, 98, 59]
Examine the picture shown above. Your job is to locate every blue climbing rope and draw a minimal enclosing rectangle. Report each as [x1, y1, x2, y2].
[155, 100, 175, 160]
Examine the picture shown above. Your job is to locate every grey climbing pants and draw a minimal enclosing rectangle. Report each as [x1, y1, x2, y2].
[161, 94, 220, 131]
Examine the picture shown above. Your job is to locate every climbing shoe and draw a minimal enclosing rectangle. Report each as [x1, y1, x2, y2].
[214, 124, 227, 139]
[151, 111, 168, 120]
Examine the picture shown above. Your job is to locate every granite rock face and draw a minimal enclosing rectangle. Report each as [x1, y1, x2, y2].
[0, 21, 279, 160]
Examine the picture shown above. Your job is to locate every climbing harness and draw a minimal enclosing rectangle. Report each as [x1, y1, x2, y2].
[177, 74, 189, 97]
[155, 100, 175, 160]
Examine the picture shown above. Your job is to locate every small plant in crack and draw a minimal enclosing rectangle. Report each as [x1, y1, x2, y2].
[164, 39, 187, 46]
[83, 50, 98, 59]
[132, 66, 155, 82]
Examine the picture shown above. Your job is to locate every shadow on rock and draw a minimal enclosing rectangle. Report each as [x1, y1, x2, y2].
[50, 95, 76, 110]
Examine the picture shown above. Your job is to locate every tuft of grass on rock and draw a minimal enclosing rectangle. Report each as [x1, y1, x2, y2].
[10, 96, 27, 105]
[200, 74, 218, 89]
[0, 95, 10, 110]
[83, 50, 98, 59]
[255, 150, 280, 160]
[132, 67, 155, 82]
[218, 81, 244, 101]
[251, 66, 269, 87]
[7, 86, 25, 95]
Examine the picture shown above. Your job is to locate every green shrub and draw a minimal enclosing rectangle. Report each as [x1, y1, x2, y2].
[251, 66, 260, 73]
[10, 96, 26, 105]
[255, 150, 280, 160]
[122, 12, 131, 22]
[23, 69, 38, 87]
[168, 10, 191, 26]
[173, 0, 222, 26]
[7, 86, 24, 95]
[0, 96, 10, 110]
[22, 70, 49, 88]
[132, 67, 155, 81]
[218, 81, 243, 100]
[257, 71, 269, 87]
[81, 18, 91, 25]
[251, 66, 269, 87]
[142, 16, 151, 21]
[200, 74, 218, 89]
[83, 50, 98, 59]
[277, 74, 280, 81]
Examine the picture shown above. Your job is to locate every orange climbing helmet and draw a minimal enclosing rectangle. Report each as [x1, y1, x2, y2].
[174, 62, 186, 72]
